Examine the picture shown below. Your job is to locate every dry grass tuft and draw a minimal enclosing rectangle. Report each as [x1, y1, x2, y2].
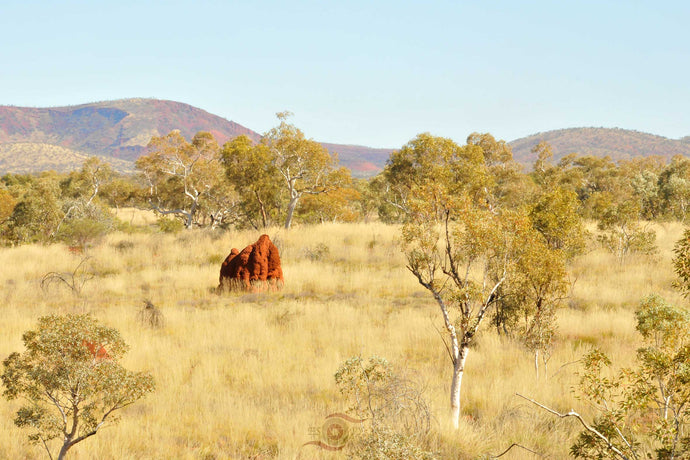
[138, 299, 165, 329]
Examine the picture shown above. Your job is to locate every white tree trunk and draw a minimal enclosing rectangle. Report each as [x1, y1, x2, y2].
[284, 196, 299, 229]
[450, 347, 468, 429]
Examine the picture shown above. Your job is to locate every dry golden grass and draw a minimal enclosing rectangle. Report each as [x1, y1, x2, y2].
[0, 220, 686, 459]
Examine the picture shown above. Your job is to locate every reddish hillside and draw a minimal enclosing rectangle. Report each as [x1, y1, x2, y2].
[319, 142, 393, 178]
[0, 99, 393, 176]
[509, 127, 690, 166]
[0, 98, 261, 162]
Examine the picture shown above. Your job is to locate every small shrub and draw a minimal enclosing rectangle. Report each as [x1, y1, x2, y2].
[157, 217, 184, 234]
[113, 240, 135, 252]
[137, 299, 165, 328]
[347, 426, 439, 460]
[269, 308, 302, 327]
[56, 217, 111, 250]
[597, 223, 657, 265]
[207, 253, 225, 265]
[303, 243, 330, 261]
[115, 218, 149, 234]
[335, 356, 437, 459]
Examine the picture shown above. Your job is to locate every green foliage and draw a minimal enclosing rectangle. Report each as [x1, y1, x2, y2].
[531, 140, 554, 177]
[591, 189, 657, 264]
[568, 295, 690, 459]
[395, 132, 572, 424]
[596, 220, 657, 265]
[467, 132, 531, 209]
[0, 188, 16, 223]
[157, 216, 184, 234]
[303, 242, 330, 262]
[0, 159, 120, 247]
[622, 156, 665, 220]
[382, 133, 491, 221]
[99, 174, 145, 209]
[511, 236, 569, 375]
[56, 214, 112, 250]
[221, 135, 282, 229]
[658, 155, 690, 221]
[529, 187, 587, 257]
[262, 112, 352, 229]
[335, 356, 395, 424]
[60, 157, 113, 202]
[6, 176, 64, 244]
[354, 176, 398, 223]
[297, 185, 362, 224]
[335, 356, 436, 459]
[674, 229, 690, 298]
[136, 130, 234, 229]
[55, 175, 116, 250]
[1, 314, 155, 459]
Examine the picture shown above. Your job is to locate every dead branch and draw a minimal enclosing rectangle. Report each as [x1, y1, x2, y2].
[515, 393, 631, 460]
[41, 257, 94, 296]
[490, 442, 546, 459]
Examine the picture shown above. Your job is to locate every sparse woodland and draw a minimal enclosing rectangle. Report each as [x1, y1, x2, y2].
[2, 118, 690, 458]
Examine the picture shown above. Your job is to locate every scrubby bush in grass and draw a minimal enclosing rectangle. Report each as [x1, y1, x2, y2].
[55, 216, 111, 251]
[1, 314, 155, 460]
[137, 299, 165, 329]
[673, 228, 690, 297]
[6, 177, 63, 244]
[522, 294, 690, 459]
[157, 216, 184, 234]
[334, 356, 437, 459]
[595, 196, 657, 265]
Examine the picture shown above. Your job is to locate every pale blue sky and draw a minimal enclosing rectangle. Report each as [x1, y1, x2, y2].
[1, 1, 688, 147]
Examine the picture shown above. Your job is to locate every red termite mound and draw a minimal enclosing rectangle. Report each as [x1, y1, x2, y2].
[82, 340, 110, 361]
[218, 234, 284, 291]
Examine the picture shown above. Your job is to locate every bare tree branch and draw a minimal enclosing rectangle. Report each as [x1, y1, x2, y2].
[490, 442, 546, 459]
[516, 393, 631, 460]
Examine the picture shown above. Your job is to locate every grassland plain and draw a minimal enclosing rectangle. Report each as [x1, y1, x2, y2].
[0, 216, 685, 459]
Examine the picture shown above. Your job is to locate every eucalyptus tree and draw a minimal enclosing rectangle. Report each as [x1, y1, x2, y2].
[136, 130, 234, 228]
[262, 112, 351, 229]
[221, 134, 281, 229]
[2, 314, 155, 460]
[398, 133, 569, 428]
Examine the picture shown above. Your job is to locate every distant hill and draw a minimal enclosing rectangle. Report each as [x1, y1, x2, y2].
[0, 143, 133, 174]
[0, 98, 260, 165]
[0, 99, 393, 177]
[509, 127, 690, 166]
[320, 142, 393, 178]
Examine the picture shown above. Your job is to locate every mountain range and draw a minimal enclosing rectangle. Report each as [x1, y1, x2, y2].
[0, 98, 688, 176]
[509, 127, 690, 166]
[0, 99, 392, 177]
